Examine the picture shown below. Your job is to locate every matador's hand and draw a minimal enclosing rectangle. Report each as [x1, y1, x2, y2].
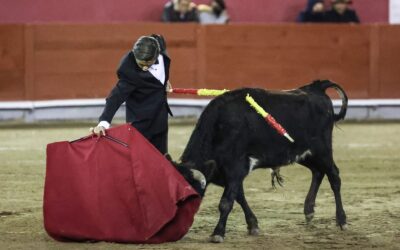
[166, 80, 173, 93]
[89, 126, 106, 136]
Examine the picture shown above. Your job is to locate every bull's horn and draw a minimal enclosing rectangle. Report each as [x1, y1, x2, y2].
[191, 169, 206, 189]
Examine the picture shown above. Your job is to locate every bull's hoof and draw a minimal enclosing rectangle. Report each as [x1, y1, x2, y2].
[339, 223, 348, 231]
[305, 213, 314, 223]
[248, 227, 260, 236]
[210, 235, 224, 243]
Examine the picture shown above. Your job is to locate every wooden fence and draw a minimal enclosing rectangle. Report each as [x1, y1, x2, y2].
[1, 23, 400, 101]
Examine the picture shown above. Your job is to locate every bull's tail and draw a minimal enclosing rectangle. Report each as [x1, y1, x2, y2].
[312, 80, 348, 122]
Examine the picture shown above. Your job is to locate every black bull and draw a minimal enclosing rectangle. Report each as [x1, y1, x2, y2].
[177, 80, 349, 243]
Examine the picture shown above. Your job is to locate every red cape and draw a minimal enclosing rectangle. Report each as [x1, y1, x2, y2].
[44, 124, 201, 243]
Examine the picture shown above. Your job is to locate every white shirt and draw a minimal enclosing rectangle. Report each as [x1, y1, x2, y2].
[97, 54, 166, 129]
[149, 54, 166, 85]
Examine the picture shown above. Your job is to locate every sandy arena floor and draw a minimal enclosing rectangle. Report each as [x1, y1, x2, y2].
[0, 122, 399, 249]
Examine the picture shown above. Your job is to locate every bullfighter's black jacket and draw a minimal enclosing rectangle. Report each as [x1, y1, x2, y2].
[99, 48, 172, 138]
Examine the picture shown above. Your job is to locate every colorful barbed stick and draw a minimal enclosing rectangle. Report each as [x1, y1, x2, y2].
[245, 94, 295, 143]
[170, 88, 229, 96]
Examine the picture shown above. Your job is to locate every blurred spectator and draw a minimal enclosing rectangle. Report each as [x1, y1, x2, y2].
[162, 0, 199, 22]
[325, 0, 360, 23]
[298, 0, 326, 23]
[198, 0, 229, 24]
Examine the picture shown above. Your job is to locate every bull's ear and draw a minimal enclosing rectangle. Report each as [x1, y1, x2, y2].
[203, 160, 217, 182]
[164, 153, 173, 162]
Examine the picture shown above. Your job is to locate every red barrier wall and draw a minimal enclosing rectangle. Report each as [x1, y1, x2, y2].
[200, 24, 372, 98]
[378, 25, 400, 98]
[25, 23, 199, 100]
[0, 25, 26, 100]
[1, 23, 400, 101]
[0, 0, 389, 24]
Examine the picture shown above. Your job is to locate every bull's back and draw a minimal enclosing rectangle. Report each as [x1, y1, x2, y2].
[216, 87, 334, 135]
[185, 85, 337, 169]
[210, 88, 335, 162]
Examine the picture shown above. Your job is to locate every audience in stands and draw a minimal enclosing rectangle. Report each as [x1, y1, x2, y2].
[162, 0, 360, 24]
[325, 0, 360, 23]
[298, 0, 326, 23]
[298, 0, 360, 23]
[197, 0, 229, 24]
[162, 0, 199, 22]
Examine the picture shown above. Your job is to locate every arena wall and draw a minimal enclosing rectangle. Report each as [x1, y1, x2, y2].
[1, 23, 400, 101]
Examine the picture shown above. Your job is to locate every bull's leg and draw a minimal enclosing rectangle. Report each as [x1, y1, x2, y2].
[303, 168, 324, 223]
[326, 162, 347, 230]
[236, 184, 259, 235]
[210, 182, 240, 243]
[271, 167, 285, 189]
